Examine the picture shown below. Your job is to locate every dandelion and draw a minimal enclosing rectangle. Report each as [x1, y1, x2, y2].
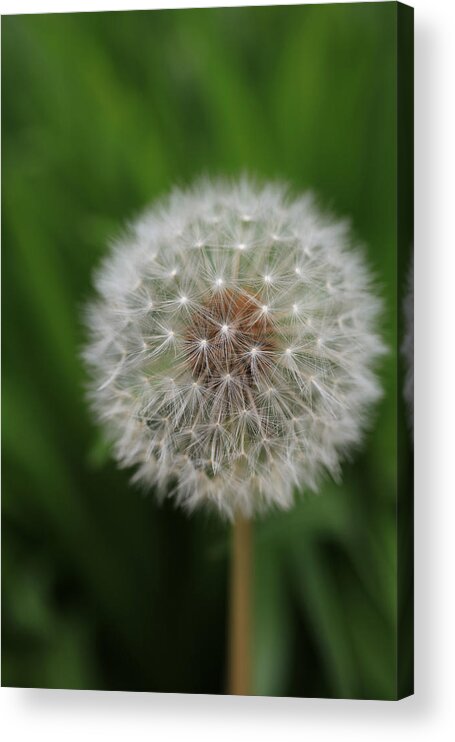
[402, 256, 414, 433]
[83, 177, 385, 521]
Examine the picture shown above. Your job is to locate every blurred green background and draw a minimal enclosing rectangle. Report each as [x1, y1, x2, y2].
[2, 3, 412, 698]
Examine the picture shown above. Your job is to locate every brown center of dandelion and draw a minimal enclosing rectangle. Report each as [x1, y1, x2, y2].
[185, 289, 276, 385]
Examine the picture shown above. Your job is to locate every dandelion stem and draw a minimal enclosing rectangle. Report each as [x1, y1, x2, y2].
[228, 514, 252, 695]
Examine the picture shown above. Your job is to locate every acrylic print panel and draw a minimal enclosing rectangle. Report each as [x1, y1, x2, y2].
[1, 2, 414, 699]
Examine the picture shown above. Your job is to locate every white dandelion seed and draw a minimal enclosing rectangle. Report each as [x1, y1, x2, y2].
[83, 177, 385, 519]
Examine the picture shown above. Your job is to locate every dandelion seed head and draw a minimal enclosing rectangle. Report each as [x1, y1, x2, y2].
[83, 177, 385, 519]
[402, 255, 414, 433]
